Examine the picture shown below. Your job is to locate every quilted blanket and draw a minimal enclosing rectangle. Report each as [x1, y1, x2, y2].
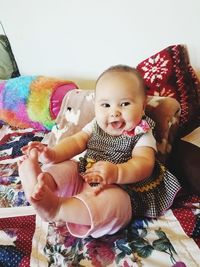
[0, 123, 200, 267]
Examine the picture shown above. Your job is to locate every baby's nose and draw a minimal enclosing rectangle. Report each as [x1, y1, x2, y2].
[111, 110, 121, 118]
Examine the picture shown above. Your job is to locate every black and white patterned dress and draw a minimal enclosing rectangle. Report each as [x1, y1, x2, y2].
[79, 117, 181, 218]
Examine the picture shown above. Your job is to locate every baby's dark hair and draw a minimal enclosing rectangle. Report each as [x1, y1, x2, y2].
[96, 64, 146, 94]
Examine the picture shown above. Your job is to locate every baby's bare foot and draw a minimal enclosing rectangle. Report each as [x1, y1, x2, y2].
[18, 148, 42, 201]
[31, 173, 46, 200]
[30, 173, 60, 221]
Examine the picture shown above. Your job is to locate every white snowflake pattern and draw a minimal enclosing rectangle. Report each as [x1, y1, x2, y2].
[142, 54, 170, 86]
[0, 230, 17, 246]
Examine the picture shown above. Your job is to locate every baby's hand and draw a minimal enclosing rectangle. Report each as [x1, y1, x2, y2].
[21, 141, 55, 164]
[84, 161, 118, 194]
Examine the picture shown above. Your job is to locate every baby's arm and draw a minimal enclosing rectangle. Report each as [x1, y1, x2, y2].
[116, 146, 155, 184]
[84, 146, 155, 187]
[22, 131, 89, 164]
[52, 131, 89, 163]
[21, 142, 55, 164]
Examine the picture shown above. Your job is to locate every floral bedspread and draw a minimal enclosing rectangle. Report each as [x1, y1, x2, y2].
[0, 124, 199, 267]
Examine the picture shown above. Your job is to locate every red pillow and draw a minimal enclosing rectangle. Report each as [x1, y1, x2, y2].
[137, 45, 200, 136]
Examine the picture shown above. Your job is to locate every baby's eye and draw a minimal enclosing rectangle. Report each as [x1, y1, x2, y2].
[121, 102, 130, 107]
[101, 103, 110, 108]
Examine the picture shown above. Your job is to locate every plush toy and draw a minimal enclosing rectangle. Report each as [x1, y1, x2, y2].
[0, 75, 77, 130]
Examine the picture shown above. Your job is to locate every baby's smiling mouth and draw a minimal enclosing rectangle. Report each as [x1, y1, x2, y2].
[110, 121, 125, 129]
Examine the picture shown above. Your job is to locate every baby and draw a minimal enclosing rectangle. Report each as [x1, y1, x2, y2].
[18, 65, 181, 238]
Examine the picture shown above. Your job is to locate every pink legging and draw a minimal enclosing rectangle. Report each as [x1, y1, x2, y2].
[42, 160, 132, 238]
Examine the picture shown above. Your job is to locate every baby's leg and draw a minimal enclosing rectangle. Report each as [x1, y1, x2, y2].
[42, 160, 84, 198]
[19, 150, 91, 225]
[18, 148, 56, 202]
[30, 174, 91, 225]
[18, 148, 41, 200]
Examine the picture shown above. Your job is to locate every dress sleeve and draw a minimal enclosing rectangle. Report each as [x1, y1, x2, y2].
[81, 118, 96, 136]
[135, 130, 157, 152]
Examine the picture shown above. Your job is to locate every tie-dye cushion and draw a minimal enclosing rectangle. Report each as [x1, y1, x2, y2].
[0, 76, 78, 131]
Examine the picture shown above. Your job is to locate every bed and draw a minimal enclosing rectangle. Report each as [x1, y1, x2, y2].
[0, 44, 200, 267]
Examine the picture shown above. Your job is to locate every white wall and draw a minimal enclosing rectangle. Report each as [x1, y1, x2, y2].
[0, 0, 200, 88]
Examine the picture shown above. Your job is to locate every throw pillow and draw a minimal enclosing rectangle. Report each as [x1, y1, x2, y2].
[137, 44, 200, 136]
[0, 76, 78, 131]
[0, 35, 20, 79]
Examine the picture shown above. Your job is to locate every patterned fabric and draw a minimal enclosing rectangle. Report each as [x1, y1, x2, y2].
[0, 215, 36, 266]
[0, 113, 199, 267]
[122, 119, 151, 136]
[0, 125, 45, 163]
[79, 116, 154, 172]
[122, 162, 181, 217]
[137, 45, 200, 135]
[172, 194, 200, 248]
[0, 131, 44, 162]
[44, 200, 200, 267]
[79, 117, 181, 218]
[0, 211, 49, 267]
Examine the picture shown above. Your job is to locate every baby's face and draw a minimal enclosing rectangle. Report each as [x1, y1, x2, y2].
[95, 71, 146, 136]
